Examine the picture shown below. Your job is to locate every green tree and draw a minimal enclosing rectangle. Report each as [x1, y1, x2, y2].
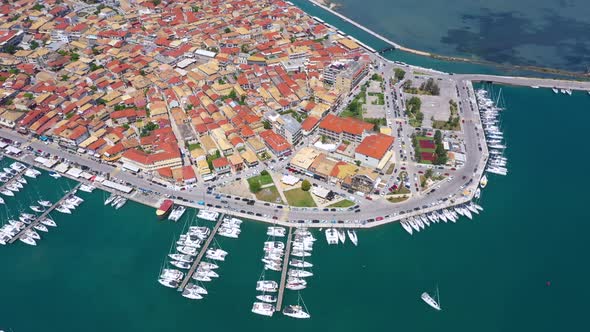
[191, 5, 199, 12]
[30, 41, 39, 50]
[224, 27, 231, 33]
[425, 168, 433, 179]
[260, 170, 269, 176]
[122, 124, 130, 130]
[24, 92, 34, 100]
[240, 44, 249, 53]
[249, 180, 262, 193]
[301, 179, 311, 192]
[354, 160, 361, 166]
[152, 0, 161, 5]
[434, 130, 442, 144]
[226, 89, 237, 100]
[32, 4, 44, 11]
[394, 68, 406, 81]
[263, 120, 271, 130]
[60, 75, 69, 81]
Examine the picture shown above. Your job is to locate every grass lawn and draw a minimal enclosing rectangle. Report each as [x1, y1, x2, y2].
[255, 186, 283, 204]
[386, 163, 396, 175]
[284, 188, 316, 207]
[248, 174, 274, 188]
[328, 199, 355, 208]
[391, 186, 410, 195]
[388, 195, 409, 203]
[432, 120, 461, 131]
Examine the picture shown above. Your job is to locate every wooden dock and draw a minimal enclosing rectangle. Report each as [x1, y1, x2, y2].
[9, 183, 82, 244]
[275, 227, 293, 311]
[177, 214, 225, 291]
[0, 168, 27, 191]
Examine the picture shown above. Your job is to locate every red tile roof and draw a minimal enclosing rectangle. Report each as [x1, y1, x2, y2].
[319, 114, 373, 136]
[355, 134, 394, 160]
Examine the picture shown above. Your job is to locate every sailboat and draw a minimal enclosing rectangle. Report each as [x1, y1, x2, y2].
[283, 292, 311, 319]
[347, 229, 358, 246]
[421, 285, 441, 311]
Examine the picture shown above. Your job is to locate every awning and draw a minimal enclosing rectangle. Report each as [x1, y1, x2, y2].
[122, 162, 140, 172]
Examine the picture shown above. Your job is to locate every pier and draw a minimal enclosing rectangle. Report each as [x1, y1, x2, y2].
[9, 183, 82, 244]
[177, 214, 225, 291]
[275, 227, 293, 311]
[0, 168, 26, 191]
[455, 74, 590, 91]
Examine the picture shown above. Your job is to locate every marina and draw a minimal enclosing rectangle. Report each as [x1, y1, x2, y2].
[177, 213, 225, 291]
[276, 227, 293, 311]
[7, 183, 82, 245]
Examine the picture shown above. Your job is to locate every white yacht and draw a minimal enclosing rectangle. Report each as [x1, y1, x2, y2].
[114, 197, 127, 209]
[256, 280, 278, 292]
[40, 217, 57, 227]
[347, 229, 358, 246]
[158, 278, 179, 288]
[168, 206, 187, 222]
[197, 209, 219, 221]
[264, 241, 285, 251]
[1, 189, 14, 197]
[218, 226, 240, 238]
[199, 261, 218, 270]
[206, 248, 227, 261]
[49, 172, 62, 179]
[55, 205, 71, 214]
[252, 302, 275, 317]
[186, 283, 207, 295]
[6, 184, 19, 192]
[283, 305, 310, 319]
[286, 278, 307, 290]
[177, 246, 198, 256]
[79, 184, 95, 193]
[552, 87, 559, 94]
[34, 224, 48, 232]
[196, 268, 219, 278]
[408, 218, 420, 232]
[160, 268, 183, 281]
[267, 226, 286, 237]
[337, 229, 346, 244]
[104, 194, 117, 206]
[25, 229, 40, 240]
[325, 228, 338, 245]
[170, 260, 191, 269]
[415, 217, 425, 230]
[168, 254, 193, 263]
[400, 221, 413, 235]
[421, 287, 441, 311]
[289, 259, 313, 268]
[291, 250, 311, 258]
[30, 205, 45, 213]
[38, 200, 52, 207]
[192, 272, 212, 282]
[479, 174, 488, 188]
[256, 294, 277, 303]
[182, 288, 203, 300]
[24, 169, 38, 178]
[288, 269, 313, 278]
[19, 235, 37, 246]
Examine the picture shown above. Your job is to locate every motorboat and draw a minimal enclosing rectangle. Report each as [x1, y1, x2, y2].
[251, 302, 275, 317]
[79, 184, 95, 193]
[114, 197, 127, 209]
[480, 174, 488, 188]
[168, 206, 187, 222]
[347, 230, 358, 246]
[325, 228, 338, 245]
[24, 169, 38, 178]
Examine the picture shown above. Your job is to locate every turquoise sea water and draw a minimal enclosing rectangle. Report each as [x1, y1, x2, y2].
[1, 86, 590, 331]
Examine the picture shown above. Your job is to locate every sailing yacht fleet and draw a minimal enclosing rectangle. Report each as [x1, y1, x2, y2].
[0, 162, 37, 197]
[158, 211, 241, 301]
[103, 193, 127, 210]
[476, 89, 509, 177]
[399, 202, 483, 235]
[325, 227, 358, 246]
[252, 226, 312, 319]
